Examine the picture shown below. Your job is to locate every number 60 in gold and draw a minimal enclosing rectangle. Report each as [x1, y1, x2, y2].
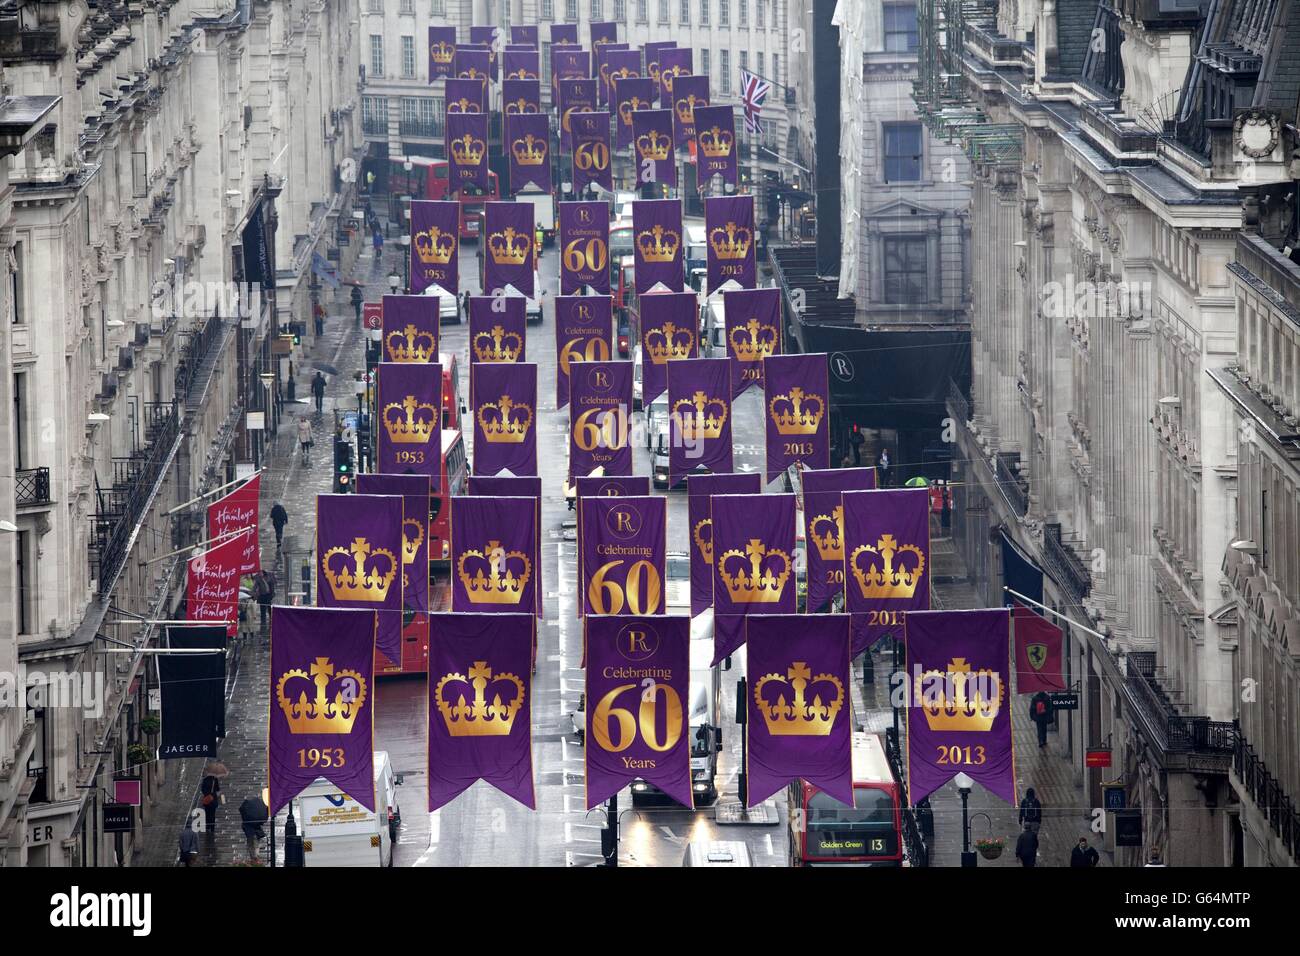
[587, 559, 662, 614]
[591, 682, 683, 752]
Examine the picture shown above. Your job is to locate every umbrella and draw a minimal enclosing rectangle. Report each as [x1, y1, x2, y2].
[311, 361, 339, 375]
[904, 476, 930, 488]
[238, 796, 269, 824]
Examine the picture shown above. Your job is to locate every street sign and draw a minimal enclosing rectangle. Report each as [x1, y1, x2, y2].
[103, 803, 134, 833]
[1085, 749, 1112, 768]
[1103, 784, 1127, 811]
[363, 303, 382, 330]
[1114, 809, 1142, 847]
[1049, 691, 1079, 711]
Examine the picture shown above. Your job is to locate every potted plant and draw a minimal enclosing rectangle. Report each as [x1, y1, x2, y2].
[127, 743, 152, 767]
[974, 836, 1006, 860]
[139, 715, 161, 737]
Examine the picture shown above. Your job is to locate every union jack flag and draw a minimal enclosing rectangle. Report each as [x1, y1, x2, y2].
[739, 69, 772, 136]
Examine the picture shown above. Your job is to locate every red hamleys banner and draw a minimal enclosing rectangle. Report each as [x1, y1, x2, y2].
[187, 528, 252, 638]
[206, 474, 260, 575]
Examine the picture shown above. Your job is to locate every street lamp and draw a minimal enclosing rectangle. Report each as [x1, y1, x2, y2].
[399, 234, 411, 291]
[388, 271, 401, 295]
[955, 772, 976, 867]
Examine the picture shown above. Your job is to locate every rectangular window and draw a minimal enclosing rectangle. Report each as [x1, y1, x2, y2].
[739, 51, 747, 82]
[720, 0, 729, 26]
[368, 0, 382, 12]
[757, 0, 764, 28]
[701, 48, 710, 75]
[756, 51, 764, 78]
[541, 0, 552, 16]
[614, 0, 626, 19]
[400, 0, 414, 13]
[883, 236, 928, 304]
[883, 121, 922, 181]
[11, 240, 22, 325]
[659, 0, 669, 23]
[700, 0, 709, 25]
[772, 53, 779, 86]
[567, 0, 577, 19]
[884, 3, 919, 53]
[16, 529, 31, 636]
[739, 0, 747, 26]
[370, 35, 384, 77]
[432, 0, 446, 13]
[720, 49, 730, 92]
[13, 370, 26, 469]
[401, 36, 416, 78]
[681, 0, 690, 23]
[591, 0, 603, 17]
[636, 0, 647, 22]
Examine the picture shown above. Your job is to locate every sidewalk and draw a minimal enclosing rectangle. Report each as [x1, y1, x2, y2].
[137, 234, 403, 866]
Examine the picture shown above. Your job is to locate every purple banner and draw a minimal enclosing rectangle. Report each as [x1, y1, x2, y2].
[633, 199, 684, 294]
[381, 295, 438, 364]
[723, 287, 781, 397]
[584, 615, 692, 808]
[559, 201, 611, 295]
[447, 111, 490, 189]
[269, 606, 376, 816]
[906, 609, 1015, 805]
[558, 78, 597, 152]
[843, 488, 931, 656]
[711, 492, 797, 662]
[633, 110, 677, 187]
[671, 75, 709, 149]
[427, 612, 536, 811]
[686, 473, 762, 617]
[594, 40, 630, 106]
[575, 476, 650, 499]
[429, 26, 457, 80]
[410, 200, 459, 294]
[502, 78, 540, 115]
[802, 467, 877, 614]
[503, 48, 539, 80]
[450, 496, 537, 613]
[693, 105, 738, 189]
[590, 21, 619, 49]
[468, 26, 499, 78]
[659, 48, 692, 103]
[569, 360, 633, 477]
[580, 496, 666, 617]
[602, 48, 641, 108]
[356, 474, 431, 615]
[571, 111, 613, 193]
[469, 295, 527, 363]
[377, 362, 442, 487]
[455, 45, 492, 85]
[640, 290, 698, 403]
[668, 358, 733, 486]
[445, 77, 486, 114]
[555, 294, 612, 407]
[614, 76, 655, 149]
[642, 41, 676, 103]
[510, 24, 539, 47]
[705, 196, 756, 290]
[552, 47, 590, 91]
[765, 353, 831, 482]
[506, 113, 550, 194]
[467, 477, 542, 615]
[551, 23, 579, 45]
[317, 493, 403, 666]
[746, 614, 853, 807]
[483, 201, 536, 297]
[472, 361, 537, 478]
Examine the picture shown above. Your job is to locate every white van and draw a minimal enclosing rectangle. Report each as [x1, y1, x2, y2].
[292, 750, 401, 867]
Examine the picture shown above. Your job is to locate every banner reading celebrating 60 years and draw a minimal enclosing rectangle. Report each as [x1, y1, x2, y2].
[686, 473, 762, 617]
[555, 294, 612, 408]
[905, 608, 1015, 805]
[580, 495, 666, 617]
[268, 606, 376, 816]
[585, 615, 692, 809]
[746, 614, 853, 808]
[317, 493, 404, 666]
[842, 487, 931, 657]
[559, 201, 611, 295]
[427, 612, 536, 811]
[568, 360, 633, 477]
[710, 492, 797, 662]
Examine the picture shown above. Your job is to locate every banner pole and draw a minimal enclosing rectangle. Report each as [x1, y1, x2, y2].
[164, 469, 265, 515]
[1003, 587, 1107, 642]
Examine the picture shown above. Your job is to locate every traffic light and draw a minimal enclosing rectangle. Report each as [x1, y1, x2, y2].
[333, 438, 354, 492]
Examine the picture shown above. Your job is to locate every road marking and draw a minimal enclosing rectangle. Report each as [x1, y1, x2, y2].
[764, 833, 775, 856]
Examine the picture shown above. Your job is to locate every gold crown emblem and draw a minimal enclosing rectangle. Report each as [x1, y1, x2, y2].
[729, 318, 778, 362]
[510, 134, 547, 165]
[459, 66, 485, 80]
[915, 658, 1003, 732]
[505, 97, 539, 114]
[386, 324, 436, 362]
[692, 517, 713, 564]
[457, 540, 532, 604]
[477, 395, 533, 443]
[699, 125, 733, 158]
[447, 98, 481, 114]
[662, 65, 686, 92]
[754, 662, 844, 736]
[276, 657, 368, 735]
[435, 662, 526, 736]
[674, 94, 703, 124]
[322, 537, 399, 603]
[506, 69, 538, 80]
[472, 324, 524, 362]
[709, 221, 751, 260]
[450, 134, 486, 166]
[414, 226, 456, 265]
[618, 97, 648, 126]
[637, 224, 680, 263]
[769, 387, 825, 435]
[808, 506, 843, 561]
[636, 129, 671, 161]
[488, 226, 532, 266]
[382, 395, 437, 443]
[431, 41, 455, 65]
[849, 533, 926, 600]
[402, 518, 425, 565]
[647, 62, 662, 83]
[645, 322, 694, 364]
[718, 539, 791, 603]
[671, 391, 728, 441]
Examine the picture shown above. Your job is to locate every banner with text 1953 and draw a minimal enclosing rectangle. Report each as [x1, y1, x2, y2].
[559, 201, 611, 295]
[842, 487, 931, 657]
[187, 528, 251, 638]
[584, 615, 692, 809]
[410, 200, 459, 295]
[554, 294, 612, 408]
[705, 195, 756, 290]
[447, 111, 490, 190]
[905, 608, 1015, 805]
[765, 353, 830, 482]
[268, 606, 376, 817]
[206, 473, 259, 576]
[428, 26, 456, 80]
[580, 495, 666, 618]
[723, 287, 781, 397]
[381, 295, 439, 363]
[568, 360, 633, 478]
[686, 473, 762, 617]
[377, 362, 442, 485]
[472, 361, 537, 478]
[317, 492, 404, 666]
[710, 492, 797, 662]
[802, 467, 876, 614]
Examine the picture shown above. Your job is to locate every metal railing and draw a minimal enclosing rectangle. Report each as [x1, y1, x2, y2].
[175, 312, 225, 402]
[1125, 651, 1236, 756]
[1042, 523, 1091, 603]
[15, 467, 51, 506]
[399, 118, 443, 138]
[1235, 730, 1300, 862]
[994, 452, 1028, 517]
[885, 728, 931, 867]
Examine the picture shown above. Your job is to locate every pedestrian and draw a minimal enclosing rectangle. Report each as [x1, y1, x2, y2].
[1071, 836, 1100, 867]
[877, 447, 891, 487]
[199, 772, 222, 833]
[941, 484, 952, 531]
[350, 284, 363, 327]
[311, 370, 327, 414]
[270, 501, 288, 550]
[239, 795, 269, 864]
[373, 229, 384, 256]
[1030, 690, 1054, 748]
[297, 415, 313, 464]
[1015, 822, 1039, 867]
[1144, 847, 1167, 867]
[314, 300, 326, 336]
[1018, 787, 1043, 834]
[462, 290, 471, 322]
[254, 570, 274, 632]
[850, 425, 865, 466]
[178, 818, 199, 866]
[286, 375, 296, 403]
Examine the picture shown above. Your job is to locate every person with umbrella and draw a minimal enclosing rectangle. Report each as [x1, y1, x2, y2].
[238, 795, 269, 864]
[311, 370, 327, 415]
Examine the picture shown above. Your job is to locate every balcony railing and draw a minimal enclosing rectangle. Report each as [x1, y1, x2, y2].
[362, 114, 387, 136]
[15, 467, 51, 506]
[175, 312, 225, 403]
[885, 727, 931, 867]
[399, 118, 443, 139]
[1042, 523, 1091, 604]
[1235, 730, 1300, 862]
[1126, 651, 1237, 757]
[994, 451, 1028, 517]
